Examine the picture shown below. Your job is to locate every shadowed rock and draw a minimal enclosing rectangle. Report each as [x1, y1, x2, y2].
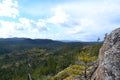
[91, 28, 120, 80]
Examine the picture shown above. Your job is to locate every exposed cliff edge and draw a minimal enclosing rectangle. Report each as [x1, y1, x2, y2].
[91, 28, 120, 80]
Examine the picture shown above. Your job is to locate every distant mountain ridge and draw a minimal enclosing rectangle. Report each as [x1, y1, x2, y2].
[0, 38, 27, 40]
[0, 38, 81, 42]
[0, 38, 63, 55]
[0, 38, 54, 41]
[0, 38, 99, 55]
[0, 38, 61, 44]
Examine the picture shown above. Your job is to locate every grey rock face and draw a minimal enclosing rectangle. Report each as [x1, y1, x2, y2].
[91, 28, 120, 80]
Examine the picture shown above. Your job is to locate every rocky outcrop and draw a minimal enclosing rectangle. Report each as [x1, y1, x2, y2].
[91, 28, 120, 80]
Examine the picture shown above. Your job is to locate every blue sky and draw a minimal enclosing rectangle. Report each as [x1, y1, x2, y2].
[0, 0, 120, 41]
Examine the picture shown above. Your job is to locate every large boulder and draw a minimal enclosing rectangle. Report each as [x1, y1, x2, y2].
[91, 28, 120, 80]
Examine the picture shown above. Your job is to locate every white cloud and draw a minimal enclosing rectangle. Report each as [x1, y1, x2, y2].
[19, 18, 49, 32]
[0, 20, 20, 38]
[0, 17, 49, 38]
[47, 5, 80, 28]
[0, 0, 19, 18]
[37, 19, 50, 31]
[47, 6, 69, 24]
[45, 0, 120, 41]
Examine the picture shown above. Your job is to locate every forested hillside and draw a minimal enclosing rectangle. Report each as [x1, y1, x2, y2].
[0, 38, 102, 80]
[0, 38, 62, 55]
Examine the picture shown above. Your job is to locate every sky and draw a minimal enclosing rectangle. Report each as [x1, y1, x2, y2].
[0, 0, 120, 41]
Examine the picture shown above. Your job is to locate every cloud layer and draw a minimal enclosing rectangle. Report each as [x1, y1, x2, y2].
[0, 0, 120, 41]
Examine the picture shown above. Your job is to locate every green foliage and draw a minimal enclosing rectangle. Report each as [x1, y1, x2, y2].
[52, 43, 101, 80]
[77, 51, 97, 65]
[0, 41, 102, 80]
[76, 45, 100, 80]
[51, 65, 86, 80]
